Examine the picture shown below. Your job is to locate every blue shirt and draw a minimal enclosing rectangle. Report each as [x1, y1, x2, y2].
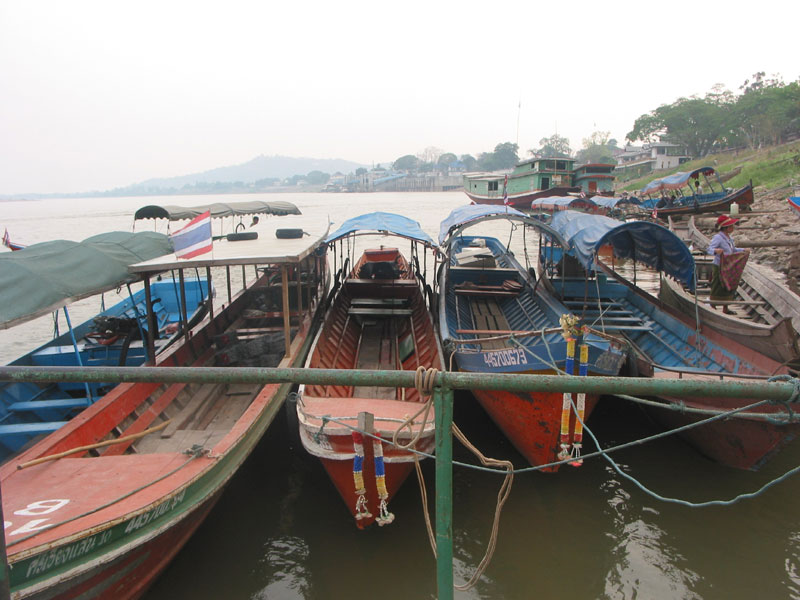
[707, 231, 741, 266]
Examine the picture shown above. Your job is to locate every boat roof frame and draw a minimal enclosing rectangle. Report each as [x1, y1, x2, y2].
[441, 212, 569, 251]
[129, 218, 330, 275]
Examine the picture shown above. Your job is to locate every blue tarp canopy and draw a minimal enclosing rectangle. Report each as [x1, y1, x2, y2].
[548, 211, 695, 288]
[438, 204, 568, 248]
[640, 167, 716, 195]
[0, 231, 174, 329]
[326, 212, 435, 246]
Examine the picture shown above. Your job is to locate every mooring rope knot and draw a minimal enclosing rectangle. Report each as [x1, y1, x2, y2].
[183, 444, 209, 458]
[767, 374, 800, 403]
[314, 415, 330, 443]
[414, 366, 439, 397]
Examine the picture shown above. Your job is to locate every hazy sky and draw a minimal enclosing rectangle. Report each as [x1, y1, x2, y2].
[1, 0, 797, 195]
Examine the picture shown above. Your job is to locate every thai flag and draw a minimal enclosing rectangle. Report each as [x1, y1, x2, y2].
[170, 211, 213, 259]
[503, 175, 509, 205]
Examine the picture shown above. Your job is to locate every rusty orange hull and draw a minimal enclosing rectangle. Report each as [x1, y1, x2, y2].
[473, 388, 598, 472]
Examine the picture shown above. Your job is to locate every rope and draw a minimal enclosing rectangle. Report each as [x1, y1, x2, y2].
[406, 366, 512, 592]
[17, 420, 173, 470]
[294, 387, 800, 519]
[507, 335, 564, 374]
[451, 423, 513, 592]
[577, 405, 800, 508]
[448, 326, 563, 345]
[615, 392, 800, 424]
[391, 367, 437, 451]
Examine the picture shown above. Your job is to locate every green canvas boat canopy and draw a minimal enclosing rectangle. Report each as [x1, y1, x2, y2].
[0, 231, 173, 330]
[133, 200, 301, 221]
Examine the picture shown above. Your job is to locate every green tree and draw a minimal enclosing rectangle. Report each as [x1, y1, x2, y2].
[459, 154, 478, 171]
[393, 155, 419, 171]
[575, 131, 616, 164]
[478, 142, 519, 170]
[306, 170, 330, 185]
[437, 152, 458, 168]
[732, 74, 800, 148]
[627, 96, 729, 157]
[532, 134, 571, 158]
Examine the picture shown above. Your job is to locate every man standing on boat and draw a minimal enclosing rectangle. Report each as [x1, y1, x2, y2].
[708, 215, 748, 314]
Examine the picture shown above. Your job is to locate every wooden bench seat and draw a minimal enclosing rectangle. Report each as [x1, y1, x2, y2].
[350, 298, 409, 306]
[348, 307, 413, 317]
[344, 278, 418, 299]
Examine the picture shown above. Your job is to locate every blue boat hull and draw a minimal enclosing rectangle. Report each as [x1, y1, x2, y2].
[440, 236, 625, 470]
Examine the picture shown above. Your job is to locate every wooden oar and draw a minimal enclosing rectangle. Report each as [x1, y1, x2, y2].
[17, 419, 172, 470]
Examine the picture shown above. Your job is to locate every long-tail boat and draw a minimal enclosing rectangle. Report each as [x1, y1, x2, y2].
[636, 167, 754, 219]
[1, 214, 329, 599]
[659, 216, 800, 364]
[540, 210, 796, 470]
[789, 195, 800, 216]
[437, 205, 627, 471]
[295, 212, 444, 528]
[0, 232, 210, 460]
[1, 227, 25, 251]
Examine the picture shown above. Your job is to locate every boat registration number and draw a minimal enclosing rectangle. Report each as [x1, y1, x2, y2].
[482, 348, 527, 368]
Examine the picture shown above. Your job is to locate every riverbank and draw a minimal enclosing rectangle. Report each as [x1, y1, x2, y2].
[692, 184, 800, 294]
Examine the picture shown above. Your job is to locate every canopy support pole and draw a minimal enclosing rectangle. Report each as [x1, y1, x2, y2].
[206, 267, 214, 321]
[281, 265, 291, 358]
[62, 307, 93, 401]
[143, 278, 156, 365]
[178, 270, 189, 348]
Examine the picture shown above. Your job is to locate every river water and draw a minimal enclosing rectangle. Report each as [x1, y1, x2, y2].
[2, 193, 799, 599]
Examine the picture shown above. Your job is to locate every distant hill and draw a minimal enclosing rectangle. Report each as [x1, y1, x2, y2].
[0, 155, 371, 199]
[137, 155, 368, 189]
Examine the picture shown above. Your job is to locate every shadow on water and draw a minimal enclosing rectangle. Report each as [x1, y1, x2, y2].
[145, 389, 800, 599]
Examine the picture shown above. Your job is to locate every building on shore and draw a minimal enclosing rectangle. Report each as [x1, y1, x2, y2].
[614, 142, 691, 181]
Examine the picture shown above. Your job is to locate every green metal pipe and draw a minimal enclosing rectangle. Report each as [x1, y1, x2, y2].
[434, 386, 454, 600]
[0, 366, 796, 401]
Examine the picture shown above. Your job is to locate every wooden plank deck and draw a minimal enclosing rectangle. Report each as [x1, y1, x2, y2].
[353, 321, 397, 399]
[469, 297, 511, 350]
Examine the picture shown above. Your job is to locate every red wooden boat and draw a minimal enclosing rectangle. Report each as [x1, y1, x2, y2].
[295, 212, 444, 528]
[1, 217, 329, 599]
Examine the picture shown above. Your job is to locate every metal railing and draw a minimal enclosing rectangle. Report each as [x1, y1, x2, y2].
[0, 365, 797, 600]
